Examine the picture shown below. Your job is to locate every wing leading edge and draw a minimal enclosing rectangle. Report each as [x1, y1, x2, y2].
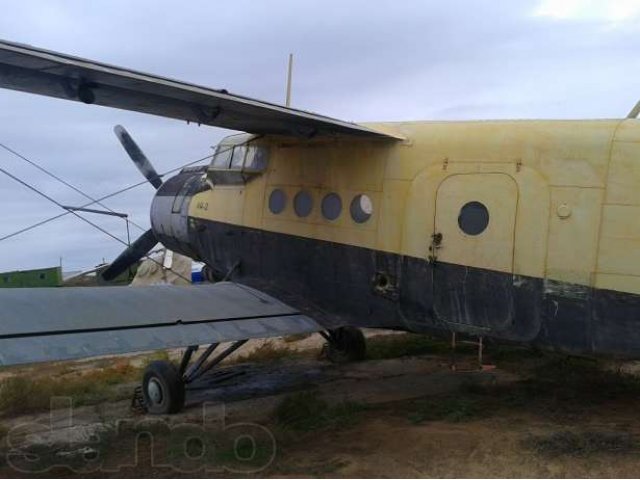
[0, 39, 398, 139]
[0, 282, 323, 366]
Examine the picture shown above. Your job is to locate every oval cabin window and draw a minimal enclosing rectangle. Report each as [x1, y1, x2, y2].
[458, 201, 489, 235]
[350, 194, 373, 223]
[268, 189, 287, 214]
[294, 191, 313, 218]
[321, 193, 342, 221]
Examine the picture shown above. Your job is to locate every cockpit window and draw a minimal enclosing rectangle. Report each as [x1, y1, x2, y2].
[208, 134, 268, 185]
[230, 146, 246, 169]
[244, 146, 268, 172]
[212, 144, 233, 169]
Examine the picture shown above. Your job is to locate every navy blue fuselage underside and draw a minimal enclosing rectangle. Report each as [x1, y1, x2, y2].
[190, 218, 640, 359]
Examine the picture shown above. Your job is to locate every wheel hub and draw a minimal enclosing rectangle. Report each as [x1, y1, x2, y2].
[147, 378, 163, 405]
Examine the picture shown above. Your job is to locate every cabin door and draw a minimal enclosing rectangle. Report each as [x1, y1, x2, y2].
[432, 173, 518, 331]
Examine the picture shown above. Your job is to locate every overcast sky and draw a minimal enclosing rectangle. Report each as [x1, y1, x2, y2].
[0, 0, 639, 272]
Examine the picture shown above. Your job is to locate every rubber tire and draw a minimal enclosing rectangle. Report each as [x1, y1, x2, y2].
[326, 327, 366, 363]
[201, 265, 221, 283]
[142, 360, 185, 415]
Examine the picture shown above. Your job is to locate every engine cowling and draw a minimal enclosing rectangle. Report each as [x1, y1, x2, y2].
[150, 166, 208, 259]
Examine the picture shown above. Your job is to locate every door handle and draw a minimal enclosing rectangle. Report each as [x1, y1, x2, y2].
[429, 232, 443, 263]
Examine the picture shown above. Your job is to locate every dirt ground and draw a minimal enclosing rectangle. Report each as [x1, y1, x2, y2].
[1, 331, 640, 478]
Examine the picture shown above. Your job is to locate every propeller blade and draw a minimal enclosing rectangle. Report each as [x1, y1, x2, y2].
[113, 125, 163, 189]
[101, 229, 158, 281]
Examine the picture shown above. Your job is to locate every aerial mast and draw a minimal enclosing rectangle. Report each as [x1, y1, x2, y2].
[285, 53, 293, 107]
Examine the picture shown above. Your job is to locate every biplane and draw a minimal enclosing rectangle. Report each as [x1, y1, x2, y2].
[1, 39, 640, 414]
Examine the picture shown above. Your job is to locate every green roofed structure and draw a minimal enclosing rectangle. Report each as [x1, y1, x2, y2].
[0, 266, 63, 288]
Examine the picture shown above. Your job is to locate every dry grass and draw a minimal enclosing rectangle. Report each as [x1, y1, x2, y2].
[0, 365, 134, 416]
[408, 395, 489, 424]
[366, 333, 456, 359]
[282, 333, 313, 343]
[525, 430, 638, 457]
[0, 351, 170, 416]
[391, 349, 640, 429]
[274, 391, 368, 432]
[231, 340, 298, 364]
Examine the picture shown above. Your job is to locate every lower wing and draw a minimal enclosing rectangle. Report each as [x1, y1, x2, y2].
[0, 282, 322, 366]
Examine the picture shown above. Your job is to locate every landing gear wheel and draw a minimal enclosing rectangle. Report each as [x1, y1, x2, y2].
[142, 360, 185, 414]
[201, 265, 221, 283]
[325, 327, 366, 363]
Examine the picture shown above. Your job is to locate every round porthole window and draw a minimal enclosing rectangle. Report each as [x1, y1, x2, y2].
[268, 189, 287, 214]
[321, 193, 342, 221]
[350, 194, 373, 223]
[458, 201, 489, 235]
[294, 190, 313, 217]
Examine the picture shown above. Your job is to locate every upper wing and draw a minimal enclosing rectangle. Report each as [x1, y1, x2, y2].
[0, 39, 398, 139]
[0, 282, 322, 366]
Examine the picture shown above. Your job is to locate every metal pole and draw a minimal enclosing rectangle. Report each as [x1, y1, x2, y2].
[125, 218, 133, 280]
[450, 331, 457, 371]
[184, 343, 220, 381]
[62, 205, 128, 218]
[285, 53, 293, 107]
[179, 345, 198, 377]
[125, 219, 131, 247]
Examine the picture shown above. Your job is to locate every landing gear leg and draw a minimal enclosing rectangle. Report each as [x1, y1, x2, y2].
[137, 340, 249, 415]
[321, 326, 366, 363]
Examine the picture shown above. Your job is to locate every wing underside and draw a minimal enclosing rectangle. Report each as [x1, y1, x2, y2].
[0, 39, 397, 139]
[0, 282, 323, 366]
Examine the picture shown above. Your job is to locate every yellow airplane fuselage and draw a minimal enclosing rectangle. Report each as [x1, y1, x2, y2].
[175, 119, 640, 357]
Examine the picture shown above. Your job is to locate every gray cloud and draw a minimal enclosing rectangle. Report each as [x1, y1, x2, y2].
[0, 0, 639, 271]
